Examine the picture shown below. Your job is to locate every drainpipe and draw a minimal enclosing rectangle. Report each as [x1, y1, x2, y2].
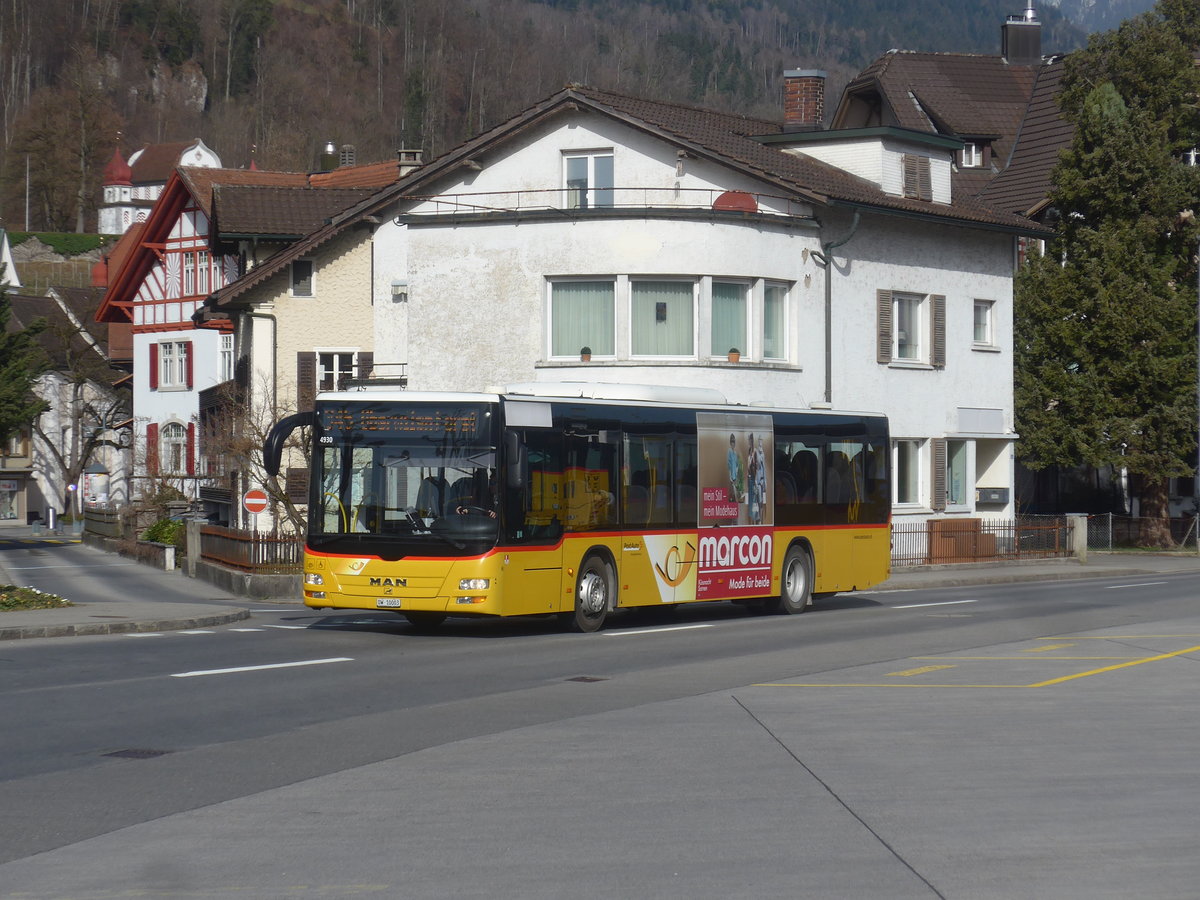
[811, 211, 860, 405]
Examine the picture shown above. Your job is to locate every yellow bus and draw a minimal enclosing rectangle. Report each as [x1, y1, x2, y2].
[264, 383, 891, 632]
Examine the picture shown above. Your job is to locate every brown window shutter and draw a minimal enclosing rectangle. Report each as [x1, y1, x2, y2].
[902, 156, 918, 199]
[186, 422, 196, 475]
[146, 423, 160, 475]
[931, 294, 946, 368]
[184, 341, 194, 388]
[286, 467, 310, 503]
[931, 438, 947, 511]
[149, 343, 159, 390]
[917, 157, 932, 201]
[357, 352, 374, 381]
[877, 290, 893, 364]
[297, 352, 316, 412]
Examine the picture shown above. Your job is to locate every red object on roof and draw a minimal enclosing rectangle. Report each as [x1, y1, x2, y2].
[103, 148, 132, 186]
[713, 190, 758, 213]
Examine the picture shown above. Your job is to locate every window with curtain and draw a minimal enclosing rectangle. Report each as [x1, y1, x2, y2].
[710, 281, 746, 356]
[631, 281, 694, 356]
[551, 281, 615, 357]
[894, 292, 923, 360]
[946, 439, 968, 506]
[894, 439, 921, 505]
[764, 283, 786, 359]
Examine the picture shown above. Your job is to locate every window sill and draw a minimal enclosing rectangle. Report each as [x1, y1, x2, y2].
[538, 359, 802, 371]
[971, 344, 1001, 353]
[891, 506, 933, 516]
[887, 360, 933, 371]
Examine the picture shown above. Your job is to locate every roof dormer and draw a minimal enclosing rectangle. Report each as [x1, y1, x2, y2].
[756, 126, 962, 204]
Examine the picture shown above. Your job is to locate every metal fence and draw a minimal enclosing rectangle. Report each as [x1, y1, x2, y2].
[198, 524, 304, 574]
[1085, 513, 1200, 552]
[891, 516, 1071, 567]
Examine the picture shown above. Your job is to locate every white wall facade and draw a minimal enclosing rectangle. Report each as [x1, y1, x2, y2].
[363, 110, 1017, 520]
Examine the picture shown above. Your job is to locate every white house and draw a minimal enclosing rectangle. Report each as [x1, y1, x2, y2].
[207, 81, 1045, 523]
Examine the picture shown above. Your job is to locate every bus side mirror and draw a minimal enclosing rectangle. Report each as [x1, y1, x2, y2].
[505, 431, 527, 490]
[264, 411, 317, 476]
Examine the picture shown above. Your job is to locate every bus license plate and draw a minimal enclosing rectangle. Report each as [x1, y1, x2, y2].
[376, 598, 402, 608]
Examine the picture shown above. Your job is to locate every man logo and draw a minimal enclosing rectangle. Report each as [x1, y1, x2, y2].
[370, 577, 408, 587]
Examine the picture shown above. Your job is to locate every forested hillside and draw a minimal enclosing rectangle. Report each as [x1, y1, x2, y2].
[0, 0, 1084, 232]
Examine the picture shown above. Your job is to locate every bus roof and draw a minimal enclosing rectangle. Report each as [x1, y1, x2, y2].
[314, 383, 884, 418]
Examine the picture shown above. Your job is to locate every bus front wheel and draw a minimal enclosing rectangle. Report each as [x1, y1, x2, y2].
[567, 555, 613, 633]
[776, 546, 813, 615]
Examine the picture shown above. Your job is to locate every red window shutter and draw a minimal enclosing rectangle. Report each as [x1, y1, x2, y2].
[146, 423, 160, 475]
[184, 342, 194, 388]
[149, 343, 159, 390]
[186, 423, 196, 475]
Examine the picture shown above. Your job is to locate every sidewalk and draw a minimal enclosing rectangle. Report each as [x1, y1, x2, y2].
[0, 520, 251, 640]
[3, 518, 1199, 640]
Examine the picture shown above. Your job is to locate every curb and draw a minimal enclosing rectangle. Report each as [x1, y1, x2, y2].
[0, 608, 250, 641]
[877, 565, 1200, 591]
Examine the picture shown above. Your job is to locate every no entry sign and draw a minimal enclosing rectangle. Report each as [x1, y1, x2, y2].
[242, 488, 269, 514]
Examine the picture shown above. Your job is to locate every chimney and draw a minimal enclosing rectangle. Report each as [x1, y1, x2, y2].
[783, 69, 826, 130]
[339, 144, 356, 167]
[1002, 4, 1042, 66]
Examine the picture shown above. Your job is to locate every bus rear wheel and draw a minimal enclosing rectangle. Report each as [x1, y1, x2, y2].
[567, 555, 613, 633]
[775, 546, 813, 615]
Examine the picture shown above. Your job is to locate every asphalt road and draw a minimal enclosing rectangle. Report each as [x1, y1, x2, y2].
[2, 539, 1199, 898]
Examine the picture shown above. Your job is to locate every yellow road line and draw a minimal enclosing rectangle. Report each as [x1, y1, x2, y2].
[1025, 643, 1074, 652]
[887, 665, 956, 677]
[912, 656, 1146, 661]
[754, 682, 1025, 688]
[1028, 644, 1200, 688]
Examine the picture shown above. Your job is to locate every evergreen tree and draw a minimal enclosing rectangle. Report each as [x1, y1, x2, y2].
[0, 273, 50, 447]
[1015, 3, 1200, 543]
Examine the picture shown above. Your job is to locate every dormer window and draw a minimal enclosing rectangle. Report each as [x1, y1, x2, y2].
[961, 142, 984, 168]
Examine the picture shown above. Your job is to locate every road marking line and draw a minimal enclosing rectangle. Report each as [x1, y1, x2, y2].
[229, 628, 264, 632]
[1028, 644, 1200, 687]
[891, 599, 978, 609]
[262, 624, 308, 630]
[754, 682, 1022, 688]
[606, 624, 714, 636]
[124, 633, 163, 638]
[7, 563, 139, 570]
[179, 630, 215, 635]
[887, 664, 956, 677]
[1104, 582, 1167, 589]
[170, 657, 353, 678]
[1025, 643, 1074, 652]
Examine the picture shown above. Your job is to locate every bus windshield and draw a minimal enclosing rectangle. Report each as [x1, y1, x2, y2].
[311, 401, 499, 554]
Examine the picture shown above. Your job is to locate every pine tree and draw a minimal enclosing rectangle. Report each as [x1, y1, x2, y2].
[0, 274, 50, 447]
[1015, 3, 1200, 544]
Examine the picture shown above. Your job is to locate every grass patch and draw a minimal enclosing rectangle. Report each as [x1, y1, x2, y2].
[0, 585, 72, 611]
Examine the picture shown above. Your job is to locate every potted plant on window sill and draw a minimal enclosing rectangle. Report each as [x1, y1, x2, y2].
[727, 348, 740, 363]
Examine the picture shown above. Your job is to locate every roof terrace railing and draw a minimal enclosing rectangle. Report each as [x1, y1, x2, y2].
[397, 187, 815, 220]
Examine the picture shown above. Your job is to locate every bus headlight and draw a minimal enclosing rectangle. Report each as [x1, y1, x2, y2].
[458, 577, 490, 591]
[305, 573, 324, 585]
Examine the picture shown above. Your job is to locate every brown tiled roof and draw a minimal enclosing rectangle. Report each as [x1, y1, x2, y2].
[207, 83, 1046, 312]
[51, 286, 106, 345]
[835, 51, 1039, 197]
[213, 185, 377, 236]
[567, 85, 1042, 228]
[5, 293, 109, 368]
[129, 142, 195, 184]
[311, 160, 407, 188]
[979, 58, 1072, 217]
[178, 168, 310, 218]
